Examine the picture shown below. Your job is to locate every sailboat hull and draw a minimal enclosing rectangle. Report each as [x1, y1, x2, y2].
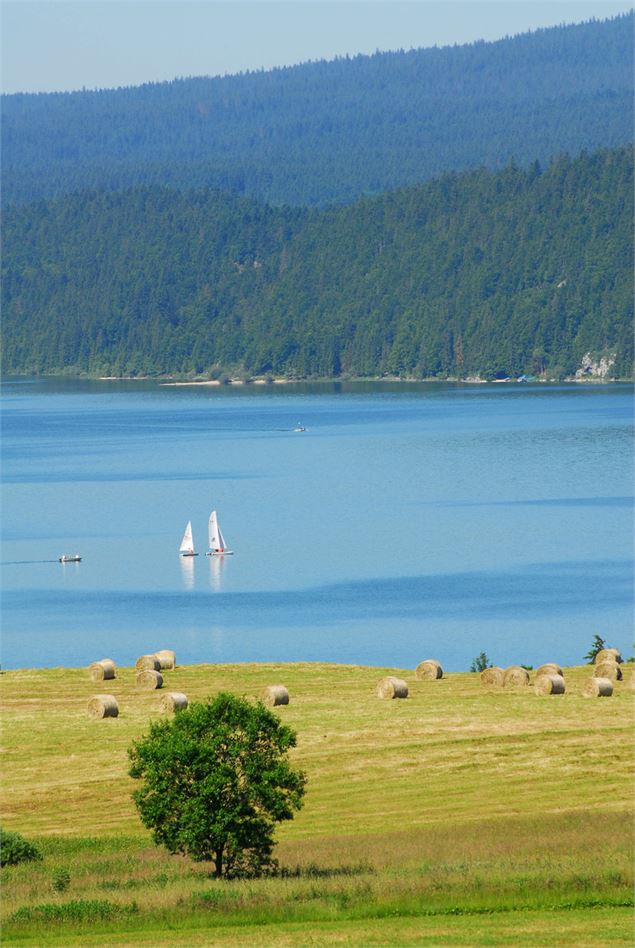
[180, 551, 199, 557]
[206, 550, 233, 556]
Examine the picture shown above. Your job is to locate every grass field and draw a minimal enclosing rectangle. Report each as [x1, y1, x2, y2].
[1, 661, 633, 946]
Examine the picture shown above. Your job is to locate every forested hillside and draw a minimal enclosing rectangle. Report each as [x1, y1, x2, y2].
[2, 14, 632, 207]
[3, 146, 632, 380]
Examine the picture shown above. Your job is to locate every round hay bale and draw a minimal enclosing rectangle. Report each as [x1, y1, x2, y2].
[595, 648, 622, 665]
[154, 649, 176, 670]
[594, 661, 622, 681]
[87, 695, 118, 719]
[88, 659, 116, 681]
[583, 677, 613, 698]
[135, 654, 160, 671]
[479, 667, 505, 688]
[503, 666, 530, 687]
[376, 676, 408, 699]
[536, 663, 563, 678]
[415, 659, 443, 680]
[160, 691, 188, 712]
[535, 673, 566, 695]
[136, 669, 163, 690]
[262, 685, 289, 707]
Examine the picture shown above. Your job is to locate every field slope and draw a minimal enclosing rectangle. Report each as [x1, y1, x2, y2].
[1, 662, 633, 946]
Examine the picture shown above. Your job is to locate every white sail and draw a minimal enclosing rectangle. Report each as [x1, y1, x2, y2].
[207, 510, 233, 554]
[208, 511, 220, 550]
[179, 520, 195, 554]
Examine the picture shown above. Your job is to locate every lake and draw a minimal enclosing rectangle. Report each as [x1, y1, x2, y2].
[1, 379, 632, 671]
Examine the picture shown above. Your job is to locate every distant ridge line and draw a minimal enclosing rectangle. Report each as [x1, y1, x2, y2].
[2, 14, 632, 207]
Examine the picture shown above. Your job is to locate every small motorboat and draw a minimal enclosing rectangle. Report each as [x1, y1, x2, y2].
[294, 424, 306, 432]
[59, 554, 82, 563]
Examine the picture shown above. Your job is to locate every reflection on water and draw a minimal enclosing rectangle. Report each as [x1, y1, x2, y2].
[59, 559, 82, 589]
[208, 554, 225, 592]
[179, 554, 230, 592]
[179, 555, 195, 591]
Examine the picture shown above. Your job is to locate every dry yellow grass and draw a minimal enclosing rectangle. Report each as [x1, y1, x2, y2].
[1, 662, 633, 947]
[1, 662, 632, 840]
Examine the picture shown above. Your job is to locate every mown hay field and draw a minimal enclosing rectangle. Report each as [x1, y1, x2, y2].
[1, 661, 633, 946]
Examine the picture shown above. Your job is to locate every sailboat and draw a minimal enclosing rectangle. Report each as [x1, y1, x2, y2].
[206, 510, 234, 556]
[179, 520, 198, 557]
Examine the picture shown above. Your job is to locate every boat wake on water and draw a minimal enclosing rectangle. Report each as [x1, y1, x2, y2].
[2, 560, 61, 566]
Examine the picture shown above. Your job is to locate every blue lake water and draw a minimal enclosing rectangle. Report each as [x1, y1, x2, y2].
[1, 379, 633, 671]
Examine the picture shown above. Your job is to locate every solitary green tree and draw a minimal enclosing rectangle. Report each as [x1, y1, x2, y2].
[470, 652, 491, 673]
[128, 693, 306, 878]
[583, 634, 606, 665]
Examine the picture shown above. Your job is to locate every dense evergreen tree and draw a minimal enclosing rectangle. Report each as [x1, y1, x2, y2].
[2, 147, 632, 380]
[2, 15, 632, 208]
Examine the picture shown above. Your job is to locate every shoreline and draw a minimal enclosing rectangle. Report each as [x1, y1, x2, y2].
[158, 378, 292, 386]
[2, 658, 626, 675]
[2, 659, 403, 674]
[100, 375, 628, 386]
[3, 374, 632, 387]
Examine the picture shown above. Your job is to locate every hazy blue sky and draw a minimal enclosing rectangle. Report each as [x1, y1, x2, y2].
[2, 1, 632, 94]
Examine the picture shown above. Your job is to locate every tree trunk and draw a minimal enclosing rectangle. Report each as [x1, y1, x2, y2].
[214, 845, 224, 878]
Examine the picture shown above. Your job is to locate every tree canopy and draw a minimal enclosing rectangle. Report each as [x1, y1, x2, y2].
[3, 145, 632, 381]
[2, 14, 632, 208]
[583, 635, 607, 665]
[128, 693, 306, 878]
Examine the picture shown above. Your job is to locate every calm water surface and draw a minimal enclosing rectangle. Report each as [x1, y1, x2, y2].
[1, 379, 632, 670]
